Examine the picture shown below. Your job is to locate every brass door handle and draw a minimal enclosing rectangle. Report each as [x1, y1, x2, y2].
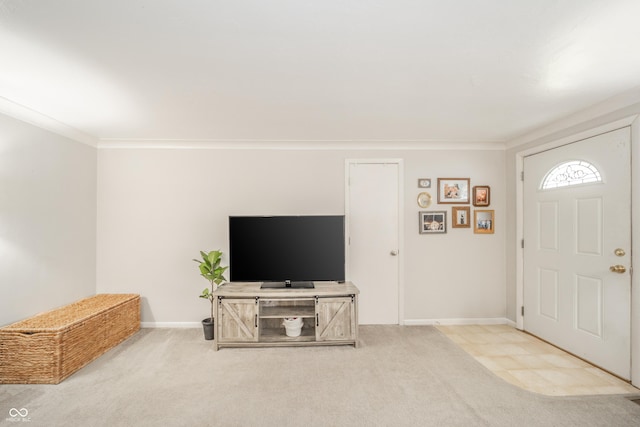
[610, 265, 626, 274]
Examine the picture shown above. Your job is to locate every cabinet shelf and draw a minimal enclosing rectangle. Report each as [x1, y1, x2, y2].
[259, 327, 316, 342]
[260, 306, 315, 319]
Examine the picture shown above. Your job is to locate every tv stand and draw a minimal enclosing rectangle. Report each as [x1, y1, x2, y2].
[212, 281, 359, 351]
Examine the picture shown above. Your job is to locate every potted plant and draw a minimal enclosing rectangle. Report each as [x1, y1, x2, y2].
[193, 250, 228, 340]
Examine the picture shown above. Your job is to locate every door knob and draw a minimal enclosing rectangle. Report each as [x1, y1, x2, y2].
[610, 265, 626, 274]
[390, 250, 398, 256]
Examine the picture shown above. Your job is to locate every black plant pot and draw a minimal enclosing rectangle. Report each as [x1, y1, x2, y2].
[202, 318, 215, 340]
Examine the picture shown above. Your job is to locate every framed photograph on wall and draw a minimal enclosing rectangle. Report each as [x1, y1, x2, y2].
[452, 206, 471, 228]
[418, 178, 431, 188]
[472, 185, 490, 207]
[474, 209, 495, 234]
[419, 211, 447, 234]
[437, 178, 470, 204]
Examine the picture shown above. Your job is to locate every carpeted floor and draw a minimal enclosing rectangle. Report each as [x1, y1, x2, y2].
[1, 326, 640, 426]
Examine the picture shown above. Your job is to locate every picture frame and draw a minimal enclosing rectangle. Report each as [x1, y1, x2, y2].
[437, 178, 470, 204]
[452, 206, 471, 228]
[474, 210, 495, 234]
[418, 178, 431, 188]
[419, 211, 447, 234]
[472, 185, 490, 207]
[417, 192, 432, 208]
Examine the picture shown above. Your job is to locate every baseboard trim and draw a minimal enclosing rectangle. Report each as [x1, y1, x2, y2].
[141, 322, 201, 328]
[141, 319, 518, 329]
[404, 317, 515, 327]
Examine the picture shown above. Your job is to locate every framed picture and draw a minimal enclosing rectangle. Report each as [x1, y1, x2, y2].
[418, 178, 431, 188]
[452, 206, 471, 228]
[417, 192, 432, 208]
[419, 211, 447, 234]
[437, 178, 470, 204]
[474, 210, 495, 234]
[472, 185, 490, 207]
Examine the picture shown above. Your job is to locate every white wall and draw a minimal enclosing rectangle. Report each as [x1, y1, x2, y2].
[97, 146, 506, 325]
[404, 150, 506, 323]
[0, 113, 97, 326]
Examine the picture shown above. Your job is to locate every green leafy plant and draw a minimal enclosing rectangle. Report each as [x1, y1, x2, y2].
[193, 250, 228, 321]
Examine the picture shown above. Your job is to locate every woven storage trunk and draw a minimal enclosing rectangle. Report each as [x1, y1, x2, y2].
[0, 294, 140, 384]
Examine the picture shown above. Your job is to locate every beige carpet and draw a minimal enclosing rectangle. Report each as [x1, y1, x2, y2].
[1, 326, 640, 426]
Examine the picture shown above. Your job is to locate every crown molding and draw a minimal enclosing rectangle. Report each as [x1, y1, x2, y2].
[505, 86, 640, 150]
[97, 138, 506, 151]
[0, 96, 98, 147]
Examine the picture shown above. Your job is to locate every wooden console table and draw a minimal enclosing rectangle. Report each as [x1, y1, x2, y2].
[212, 281, 359, 351]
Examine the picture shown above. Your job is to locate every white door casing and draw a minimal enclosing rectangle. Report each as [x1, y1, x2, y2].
[346, 160, 402, 325]
[523, 127, 631, 379]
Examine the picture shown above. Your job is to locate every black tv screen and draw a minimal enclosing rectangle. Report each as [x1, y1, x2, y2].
[229, 215, 345, 286]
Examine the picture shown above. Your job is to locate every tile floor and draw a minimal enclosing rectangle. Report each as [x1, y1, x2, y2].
[436, 324, 639, 396]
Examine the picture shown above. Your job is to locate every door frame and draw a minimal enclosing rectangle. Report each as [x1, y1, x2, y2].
[515, 115, 640, 385]
[345, 159, 405, 325]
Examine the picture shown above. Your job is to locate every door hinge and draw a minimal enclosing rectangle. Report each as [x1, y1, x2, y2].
[521, 171, 524, 181]
[521, 239, 524, 249]
[521, 306, 524, 316]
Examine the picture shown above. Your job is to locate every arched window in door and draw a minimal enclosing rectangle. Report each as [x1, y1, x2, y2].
[541, 160, 602, 189]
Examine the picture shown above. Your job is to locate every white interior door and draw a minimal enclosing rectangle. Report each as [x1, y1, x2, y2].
[347, 160, 400, 325]
[523, 127, 631, 379]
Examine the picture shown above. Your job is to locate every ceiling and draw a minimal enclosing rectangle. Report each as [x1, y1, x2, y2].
[1, 0, 640, 146]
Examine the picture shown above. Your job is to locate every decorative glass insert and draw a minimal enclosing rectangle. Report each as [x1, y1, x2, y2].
[541, 160, 602, 189]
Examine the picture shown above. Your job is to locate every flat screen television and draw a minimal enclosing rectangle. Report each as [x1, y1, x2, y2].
[229, 215, 345, 288]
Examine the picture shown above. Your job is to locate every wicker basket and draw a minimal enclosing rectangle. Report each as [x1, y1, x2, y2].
[0, 294, 140, 384]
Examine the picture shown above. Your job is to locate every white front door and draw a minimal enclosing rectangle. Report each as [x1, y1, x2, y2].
[346, 160, 401, 324]
[523, 127, 631, 379]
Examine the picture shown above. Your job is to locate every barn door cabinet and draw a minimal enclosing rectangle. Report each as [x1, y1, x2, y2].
[212, 282, 359, 351]
[216, 298, 259, 343]
[315, 296, 356, 342]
